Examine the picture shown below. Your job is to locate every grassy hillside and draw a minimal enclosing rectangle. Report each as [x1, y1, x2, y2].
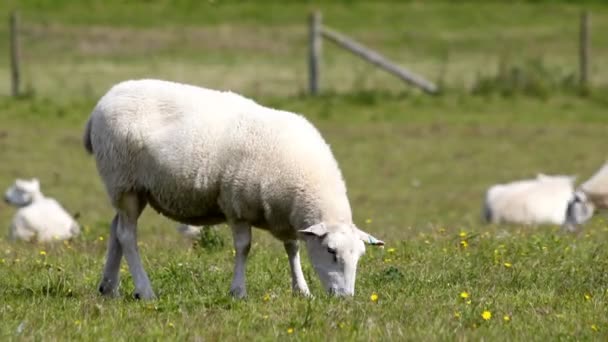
[0, 1, 607, 341]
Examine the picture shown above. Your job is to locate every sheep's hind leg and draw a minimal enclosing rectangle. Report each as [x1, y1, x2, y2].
[229, 222, 252, 299]
[284, 240, 311, 296]
[98, 215, 122, 297]
[115, 193, 154, 300]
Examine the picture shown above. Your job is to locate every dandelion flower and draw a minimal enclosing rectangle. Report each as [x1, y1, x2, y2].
[503, 315, 510, 322]
[585, 294, 592, 301]
[365, 218, 372, 224]
[466, 300, 471, 305]
[591, 324, 599, 332]
[454, 311, 461, 319]
[168, 322, 175, 328]
[460, 240, 468, 248]
[98, 236, 104, 241]
[387, 248, 396, 253]
[39, 250, 47, 256]
[287, 328, 294, 334]
[503, 262, 512, 268]
[263, 293, 271, 302]
[482, 310, 492, 321]
[370, 293, 379, 302]
[460, 291, 469, 299]
[459, 231, 467, 238]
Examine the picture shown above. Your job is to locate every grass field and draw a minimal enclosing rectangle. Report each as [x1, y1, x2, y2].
[1, 1, 608, 341]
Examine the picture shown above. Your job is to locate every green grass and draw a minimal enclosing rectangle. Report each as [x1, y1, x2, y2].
[1, 93, 608, 340]
[1, 1, 608, 340]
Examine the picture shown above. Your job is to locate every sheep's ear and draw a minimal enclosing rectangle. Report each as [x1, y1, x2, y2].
[298, 223, 327, 239]
[355, 227, 385, 246]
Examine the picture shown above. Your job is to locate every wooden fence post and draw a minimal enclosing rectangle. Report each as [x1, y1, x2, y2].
[579, 10, 590, 92]
[9, 11, 21, 97]
[308, 11, 321, 95]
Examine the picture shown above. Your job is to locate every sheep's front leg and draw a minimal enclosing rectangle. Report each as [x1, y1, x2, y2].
[229, 222, 252, 298]
[284, 240, 311, 296]
[98, 215, 122, 296]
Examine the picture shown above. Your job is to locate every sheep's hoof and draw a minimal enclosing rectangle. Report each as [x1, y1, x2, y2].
[229, 287, 247, 299]
[98, 280, 119, 297]
[133, 289, 156, 300]
[293, 288, 312, 298]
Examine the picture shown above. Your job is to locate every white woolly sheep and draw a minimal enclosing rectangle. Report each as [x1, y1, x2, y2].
[483, 174, 594, 229]
[83, 79, 384, 300]
[4, 178, 80, 242]
[176, 224, 203, 239]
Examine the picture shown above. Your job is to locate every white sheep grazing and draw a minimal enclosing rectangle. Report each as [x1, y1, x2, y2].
[83, 79, 384, 300]
[176, 224, 202, 239]
[579, 161, 608, 209]
[4, 178, 80, 242]
[483, 174, 594, 229]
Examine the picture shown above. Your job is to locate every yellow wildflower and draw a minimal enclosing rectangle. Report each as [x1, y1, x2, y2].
[370, 293, 379, 302]
[438, 227, 446, 233]
[383, 258, 392, 263]
[39, 250, 47, 256]
[591, 324, 599, 332]
[232, 249, 236, 257]
[585, 294, 592, 301]
[454, 311, 461, 319]
[263, 293, 270, 302]
[74, 320, 81, 326]
[263, 315, 269, 319]
[503, 262, 512, 268]
[365, 218, 372, 224]
[481, 310, 492, 321]
[387, 248, 396, 253]
[168, 322, 175, 328]
[503, 315, 510, 322]
[460, 240, 468, 248]
[287, 328, 294, 334]
[460, 291, 469, 299]
[338, 322, 345, 329]
[98, 236, 104, 241]
[466, 300, 471, 305]
[459, 231, 467, 238]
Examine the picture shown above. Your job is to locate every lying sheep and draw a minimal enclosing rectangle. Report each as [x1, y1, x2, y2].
[4, 178, 80, 242]
[176, 224, 202, 239]
[83, 79, 384, 300]
[483, 174, 593, 229]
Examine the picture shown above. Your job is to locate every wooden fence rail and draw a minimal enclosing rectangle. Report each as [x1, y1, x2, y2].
[308, 10, 438, 95]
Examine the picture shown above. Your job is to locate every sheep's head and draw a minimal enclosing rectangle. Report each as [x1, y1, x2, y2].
[4, 178, 41, 207]
[299, 222, 384, 296]
[563, 190, 595, 232]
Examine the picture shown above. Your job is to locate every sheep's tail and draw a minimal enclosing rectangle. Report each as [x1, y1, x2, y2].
[83, 117, 94, 154]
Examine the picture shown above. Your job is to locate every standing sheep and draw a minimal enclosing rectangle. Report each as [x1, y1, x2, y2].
[483, 174, 593, 229]
[4, 178, 80, 242]
[83, 79, 384, 300]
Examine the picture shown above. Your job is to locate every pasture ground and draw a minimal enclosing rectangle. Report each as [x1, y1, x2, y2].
[1, 1, 607, 340]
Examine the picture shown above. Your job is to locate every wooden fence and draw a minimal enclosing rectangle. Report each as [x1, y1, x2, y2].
[5, 10, 596, 98]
